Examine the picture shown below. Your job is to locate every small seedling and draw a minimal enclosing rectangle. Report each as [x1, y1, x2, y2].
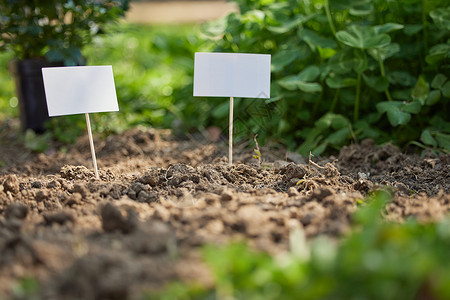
[253, 134, 261, 166]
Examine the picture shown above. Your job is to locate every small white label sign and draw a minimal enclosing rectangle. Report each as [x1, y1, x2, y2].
[194, 52, 271, 98]
[42, 65, 119, 117]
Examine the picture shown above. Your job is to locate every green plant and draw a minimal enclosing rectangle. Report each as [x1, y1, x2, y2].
[145, 190, 450, 300]
[199, 0, 450, 155]
[0, 0, 129, 65]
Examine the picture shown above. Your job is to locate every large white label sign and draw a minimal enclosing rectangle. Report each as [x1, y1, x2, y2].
[193, 52, 271, 98]
[42, 65, 119, 117]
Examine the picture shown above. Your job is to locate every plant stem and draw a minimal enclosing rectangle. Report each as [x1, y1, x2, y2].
[376, 49, 393, 101]
[354, 73, 361, 122]
[324, 0, 336, 37]
[330, 88, 340, 112]
[422, 0, 429, 56]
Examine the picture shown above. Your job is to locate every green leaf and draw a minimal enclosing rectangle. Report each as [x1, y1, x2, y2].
[297, 81, 323, 93]
[277, 75, 300, 91]
[430, 7, 450, 30]
[317, 47, 337, 60]
[403, 24, 423, 35]
[376, 101, 402, 114]
[421, 130, 438, 147]
[267, 14, 312, 34]
[374, 23, 404, 34]
[442, 81, 450, 98]
[435, 132, 450, 151]
[325, 127, 351, 145]
[426, 44, 450, 65]
[271, 50, 298, 72]
[299, 28, 337, 50]
[363, 74, 389, 92]
[368, 43, 400, 61]
[411, 76, 429, 105]
[402, 100, 422, 114]
[426, 90, 441, 106]
[388, 71, 416, 87]
[431, 74, 448, 90]
[326, 76, 357, 89]
[336, 25, 391, 49]
[315, 113, 350, 130]
[298, 66, 320, 82]
[387, 107, 411, 126]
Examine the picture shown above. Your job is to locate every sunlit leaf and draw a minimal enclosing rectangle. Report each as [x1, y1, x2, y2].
[411, 76, 429, 104]
[336, 25, 391, 49]
[374, 23, 404, 34]
[298, 81, 323, 93]
[430, 7, 450, 30]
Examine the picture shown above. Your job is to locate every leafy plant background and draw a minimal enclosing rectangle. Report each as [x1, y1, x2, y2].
[196, 0, 450, 155]
[0, 0, 449, 154]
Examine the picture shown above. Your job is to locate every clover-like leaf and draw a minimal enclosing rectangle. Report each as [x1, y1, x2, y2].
[387, 107, 411, 126]
[421, 130, 438, 147]
[430, 7, 450, 30]
[336, 25, 391, 49]
[374, 23, 404, 34]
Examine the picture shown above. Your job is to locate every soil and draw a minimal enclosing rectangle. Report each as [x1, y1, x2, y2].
[0, 119, 449, 299]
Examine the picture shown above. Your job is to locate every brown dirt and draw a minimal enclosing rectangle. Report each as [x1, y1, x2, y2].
[0, 119, 449, 299]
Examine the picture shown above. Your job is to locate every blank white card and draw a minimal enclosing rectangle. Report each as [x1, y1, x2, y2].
[194, 52, 271, 98]
[42, 65, 119, 117]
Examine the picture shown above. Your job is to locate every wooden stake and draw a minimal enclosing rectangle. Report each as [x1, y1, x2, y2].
[229, 96, 234, 166]
[85, 113, 99, 180]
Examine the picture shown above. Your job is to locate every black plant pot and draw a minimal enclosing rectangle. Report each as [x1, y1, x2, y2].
[10, 58, 64, 133]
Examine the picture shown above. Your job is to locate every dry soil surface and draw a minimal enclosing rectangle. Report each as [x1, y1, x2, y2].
[0, 120, 449, 299]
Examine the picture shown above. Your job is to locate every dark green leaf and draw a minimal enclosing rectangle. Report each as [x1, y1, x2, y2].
[376, 101, 402, 114]
[403, 24, 423, 35]
[325, 127, 351, 145]
[435, 132, 450, 151]
[363, 74, 389, 92]
[326, 76, 357, 88]
[387, 107, 411, 126]
[411, 76, 429, 104]
[442, 81, 450, 98]
[271, 50, 298, 72]
[431, 73, 448, 90]
[426, 44, 450, 65]
[402, 100, 422, 114]
[426, 90, 441, 106]
[421, 130, 438, 147]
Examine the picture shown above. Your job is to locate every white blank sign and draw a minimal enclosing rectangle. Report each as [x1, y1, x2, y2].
[194, 52, 271, 98]
[42, 65, 119, 117]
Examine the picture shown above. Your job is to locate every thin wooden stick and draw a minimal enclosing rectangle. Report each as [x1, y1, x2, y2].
[229, 96, 234, 166]
[85, 113, 99, 180]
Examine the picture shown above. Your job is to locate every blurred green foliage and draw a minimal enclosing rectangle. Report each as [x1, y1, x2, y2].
[201, 0, 450, 154]
[146, 190, 450, 300]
